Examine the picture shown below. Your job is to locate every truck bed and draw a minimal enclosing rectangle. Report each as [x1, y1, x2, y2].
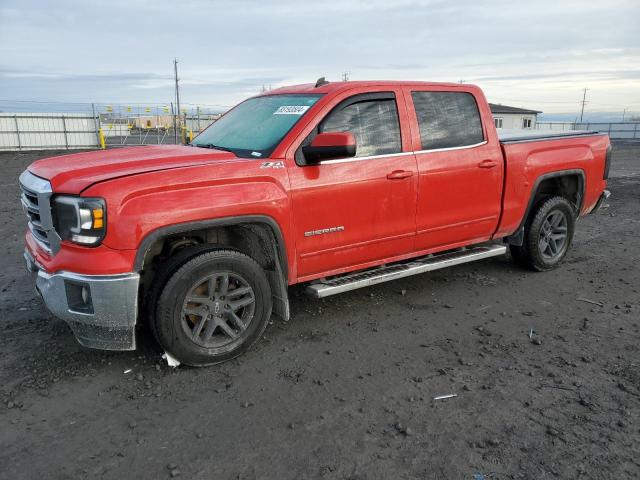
[494, 129, 610, 240]
[498, 129, 603, 143]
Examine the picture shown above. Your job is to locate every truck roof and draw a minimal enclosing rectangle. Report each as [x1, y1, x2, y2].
[268, 80, 474, 95]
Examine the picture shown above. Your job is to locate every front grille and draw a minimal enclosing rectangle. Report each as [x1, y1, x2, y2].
[19, 170, 57, 254]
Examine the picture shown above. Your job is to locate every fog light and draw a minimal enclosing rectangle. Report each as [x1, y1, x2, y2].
[81, 286, 89, 304]
[64, 280, 94, 314]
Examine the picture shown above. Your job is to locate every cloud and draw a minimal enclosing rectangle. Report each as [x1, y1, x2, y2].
[0, 0, 639, 114]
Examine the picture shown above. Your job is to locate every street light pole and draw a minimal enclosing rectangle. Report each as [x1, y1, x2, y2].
[174, 58, 181, 143]
[579, 88, 588, 123]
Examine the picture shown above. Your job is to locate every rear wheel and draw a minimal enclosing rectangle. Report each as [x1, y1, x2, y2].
[510, 196, 575, 271]
[153, 249, 272, 366]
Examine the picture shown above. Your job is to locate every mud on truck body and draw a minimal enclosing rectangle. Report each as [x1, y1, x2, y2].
[20, 80, 611, 366]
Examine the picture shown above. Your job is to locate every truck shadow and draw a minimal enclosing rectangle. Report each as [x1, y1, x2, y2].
[1, 255, 520, 400]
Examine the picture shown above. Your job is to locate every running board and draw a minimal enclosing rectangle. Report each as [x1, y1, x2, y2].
[305, 244, 507, 298]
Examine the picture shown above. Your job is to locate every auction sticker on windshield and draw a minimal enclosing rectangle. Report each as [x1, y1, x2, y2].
[273, 105, 310, 115]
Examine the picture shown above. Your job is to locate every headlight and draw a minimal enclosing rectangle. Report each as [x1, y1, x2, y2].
[52, 196, 106, 246]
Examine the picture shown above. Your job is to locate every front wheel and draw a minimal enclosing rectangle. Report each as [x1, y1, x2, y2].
[154, 249, 272, 366]
[510, 196, 575, 271]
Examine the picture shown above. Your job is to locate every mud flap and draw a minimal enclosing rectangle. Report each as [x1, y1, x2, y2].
[505, 226, 525, 246]
[267, 256, 290, 322]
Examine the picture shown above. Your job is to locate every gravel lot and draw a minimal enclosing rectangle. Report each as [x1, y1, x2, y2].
[1, 142, 639, 479]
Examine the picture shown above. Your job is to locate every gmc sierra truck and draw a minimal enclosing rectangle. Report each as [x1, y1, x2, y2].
[20, 80, 611, 366]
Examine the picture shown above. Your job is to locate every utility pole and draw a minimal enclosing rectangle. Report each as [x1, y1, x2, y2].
[622, 108, 627, 122]
[341, 71, 351, 82]
[174, 58, 181, 143]
[579, 88, 588, 123]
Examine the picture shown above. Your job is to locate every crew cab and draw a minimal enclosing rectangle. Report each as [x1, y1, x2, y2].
[19, 79, 611, 366]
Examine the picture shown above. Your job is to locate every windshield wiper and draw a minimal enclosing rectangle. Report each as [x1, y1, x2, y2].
[193, 143, 235, 153]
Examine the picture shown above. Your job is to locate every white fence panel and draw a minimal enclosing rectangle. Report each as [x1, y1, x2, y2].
[0, 103, 223, 151]
[537, 122, 640, 139]
[536, 122, 576, 132]
[0, 116, 20, 149]
[0, 113, 99, 151]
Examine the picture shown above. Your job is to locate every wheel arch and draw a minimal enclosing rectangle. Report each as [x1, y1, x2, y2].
[134, 215, 284, 272]
[134, 215, 290, 322]
[506, 169, 585, 246]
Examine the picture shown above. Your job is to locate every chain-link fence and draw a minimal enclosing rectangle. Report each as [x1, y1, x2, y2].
[7, 100, 637, 151]
[0, 100, 225, 151]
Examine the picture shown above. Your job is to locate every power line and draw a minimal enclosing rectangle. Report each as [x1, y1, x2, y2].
[491, 98, 578, 105]
[489, 96, 640, 109]
[0, 99, 232, 108]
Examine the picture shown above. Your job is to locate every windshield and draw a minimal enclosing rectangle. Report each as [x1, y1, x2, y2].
[192, 94, 322, 158]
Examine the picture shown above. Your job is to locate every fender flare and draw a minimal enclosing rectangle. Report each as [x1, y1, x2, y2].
[133, 214, 288, 281]
[506, 169, 585, 246]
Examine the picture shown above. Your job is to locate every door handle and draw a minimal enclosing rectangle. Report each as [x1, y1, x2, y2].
[478, 159, 499, 169]
[387, 170, 413, 180]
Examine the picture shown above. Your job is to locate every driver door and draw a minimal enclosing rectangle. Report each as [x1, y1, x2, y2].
[287, 89, 418, 280]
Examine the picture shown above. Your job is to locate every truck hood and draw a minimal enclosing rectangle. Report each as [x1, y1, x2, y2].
[28, 145, 239, 193]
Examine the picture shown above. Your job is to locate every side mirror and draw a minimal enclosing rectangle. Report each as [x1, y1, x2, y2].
[302, 132, 356, 163]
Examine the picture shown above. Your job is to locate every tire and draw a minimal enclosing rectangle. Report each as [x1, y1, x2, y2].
[510, 196, 575, 272]
[153, 249, 272, 366]
[144, 243, 224, 344]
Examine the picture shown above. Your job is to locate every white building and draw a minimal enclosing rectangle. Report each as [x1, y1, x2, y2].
[489, 103, 541, 130]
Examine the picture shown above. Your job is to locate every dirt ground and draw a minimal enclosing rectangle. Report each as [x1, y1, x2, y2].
[1, 143, 639, 480]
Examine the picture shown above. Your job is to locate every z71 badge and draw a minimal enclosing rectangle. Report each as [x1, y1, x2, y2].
[260, 161, 285, 169]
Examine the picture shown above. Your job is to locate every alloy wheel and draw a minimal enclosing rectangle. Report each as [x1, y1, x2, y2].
[538, 210, 568, 260]
[180, 271, 256, 348]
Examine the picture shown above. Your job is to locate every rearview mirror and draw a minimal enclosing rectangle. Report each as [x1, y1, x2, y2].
[302, 132, 356, 163]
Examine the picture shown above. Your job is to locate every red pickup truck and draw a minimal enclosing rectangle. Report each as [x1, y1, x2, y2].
[20, 80, 611, 366]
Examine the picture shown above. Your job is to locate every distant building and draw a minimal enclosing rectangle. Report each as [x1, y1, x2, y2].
[131, 115, 174, 130]
[489, 103, 542, 129]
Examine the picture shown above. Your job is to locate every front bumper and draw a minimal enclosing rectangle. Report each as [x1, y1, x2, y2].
[25, 249, 139, 351]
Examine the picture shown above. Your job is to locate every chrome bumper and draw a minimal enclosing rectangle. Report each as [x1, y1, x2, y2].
[25, 249, 139, 351]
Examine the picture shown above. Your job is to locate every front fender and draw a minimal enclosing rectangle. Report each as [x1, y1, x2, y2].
[83, 162, 295, 278]
[131, 214, 288, 277]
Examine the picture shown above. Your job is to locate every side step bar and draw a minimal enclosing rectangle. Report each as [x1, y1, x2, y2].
[306, 244, 507, 298]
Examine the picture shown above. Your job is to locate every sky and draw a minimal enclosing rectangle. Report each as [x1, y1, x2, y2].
[0, 0, 639, 120]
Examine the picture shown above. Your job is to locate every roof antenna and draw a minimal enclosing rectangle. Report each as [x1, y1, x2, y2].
[315, 77, 329, 88]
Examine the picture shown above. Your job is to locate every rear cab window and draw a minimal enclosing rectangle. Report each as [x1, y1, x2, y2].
[411, 91, 484, 150]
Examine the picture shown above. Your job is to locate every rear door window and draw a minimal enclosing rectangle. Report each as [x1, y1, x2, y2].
[320, 98, 401, 157]
[411, 91, 484, 150]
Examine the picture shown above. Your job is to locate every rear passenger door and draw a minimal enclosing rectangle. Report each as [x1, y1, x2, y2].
[287, 90, 418, 280]
[404, 88, 504, 251]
